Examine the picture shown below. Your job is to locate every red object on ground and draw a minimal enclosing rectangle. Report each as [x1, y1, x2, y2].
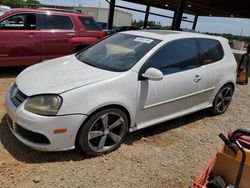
[228, 133, 250, 150]
[194, 152, 218, 188]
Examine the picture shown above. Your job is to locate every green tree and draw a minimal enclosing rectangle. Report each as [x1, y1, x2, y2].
[132, 19, 168, 29]
[204, 32, 250, 45]
[1, 0, 40, 8]
[1, 0, 24, 7]
[132, 19, 144, 28]
[25, 0, 40, 4]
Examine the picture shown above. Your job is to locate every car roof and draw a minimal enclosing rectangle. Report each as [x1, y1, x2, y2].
[122, 30, 226, 42]
[1, 8, 92, 18]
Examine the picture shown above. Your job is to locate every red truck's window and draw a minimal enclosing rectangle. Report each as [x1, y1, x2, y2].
[78, 17, 100, 31]
[41, 15, 73, 30]
[0, 13, 36, 30]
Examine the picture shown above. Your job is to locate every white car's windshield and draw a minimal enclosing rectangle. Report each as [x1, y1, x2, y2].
[76, 33, 161, 72]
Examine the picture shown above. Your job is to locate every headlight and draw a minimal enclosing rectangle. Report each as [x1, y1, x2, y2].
[24, 95, 62, 116]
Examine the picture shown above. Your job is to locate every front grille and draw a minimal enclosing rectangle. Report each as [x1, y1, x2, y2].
[15, 123, 50, 144]
[10, 84, 27, 107]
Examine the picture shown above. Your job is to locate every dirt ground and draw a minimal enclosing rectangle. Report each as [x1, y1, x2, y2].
[0, 67, 250, 188]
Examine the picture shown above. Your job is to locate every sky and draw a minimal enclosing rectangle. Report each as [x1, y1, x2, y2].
[38, 0, 250, 36]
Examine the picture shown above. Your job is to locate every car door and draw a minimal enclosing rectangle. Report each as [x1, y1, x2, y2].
[0, 13, 41, 66]
[135, 39, 204, 127]
[39, 14, 74, 61]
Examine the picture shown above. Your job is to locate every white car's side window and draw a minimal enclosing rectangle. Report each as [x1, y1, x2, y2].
[199, 39, 224, 65]
[146, 39, 199, 75]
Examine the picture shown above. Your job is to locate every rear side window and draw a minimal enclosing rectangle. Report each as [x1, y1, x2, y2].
[0, 13, 36, 30]
[200, 39, 224, 65]
[78, 17, 100, 30]
[41, 15, 73, 30]
[147, 39, 199, 75]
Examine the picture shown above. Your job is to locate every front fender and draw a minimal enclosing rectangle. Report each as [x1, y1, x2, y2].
[58, 72, 138, 127]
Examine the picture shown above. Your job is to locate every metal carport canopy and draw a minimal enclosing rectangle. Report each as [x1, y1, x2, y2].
[122, 0, 250, 18]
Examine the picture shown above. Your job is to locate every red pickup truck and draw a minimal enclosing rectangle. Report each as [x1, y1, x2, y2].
[0, 8, 105, 66]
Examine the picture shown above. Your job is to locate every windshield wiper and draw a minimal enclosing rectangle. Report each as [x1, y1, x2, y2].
[83, 60, 97, 68]
[77, 55, 97, 68]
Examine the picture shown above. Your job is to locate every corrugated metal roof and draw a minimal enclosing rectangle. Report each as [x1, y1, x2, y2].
[122, 0, 250, 18]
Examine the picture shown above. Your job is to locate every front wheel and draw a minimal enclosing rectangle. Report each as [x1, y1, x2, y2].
[77, 108, 128, 156]
[211, 85, 234, 115]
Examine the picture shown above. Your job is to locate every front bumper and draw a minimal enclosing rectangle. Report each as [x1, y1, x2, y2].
[5, 85, 87, 151]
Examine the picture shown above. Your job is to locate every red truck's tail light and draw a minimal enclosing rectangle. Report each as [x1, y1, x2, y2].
[98, 31, 105, 39]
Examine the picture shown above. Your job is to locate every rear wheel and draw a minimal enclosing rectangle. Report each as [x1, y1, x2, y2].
[77, 108, 128, 156]
[211, 85, 234, 115]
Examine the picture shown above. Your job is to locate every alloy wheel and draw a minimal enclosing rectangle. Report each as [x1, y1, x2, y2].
[215, 86, 233, 113]
[87, 113, 125, 153]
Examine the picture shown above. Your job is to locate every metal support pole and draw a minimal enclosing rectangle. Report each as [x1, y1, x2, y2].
[171, 0, 186, 30]
[108, 0, 116, 29]
[192, 14, 199, 30]
[143, 5, 150, 29]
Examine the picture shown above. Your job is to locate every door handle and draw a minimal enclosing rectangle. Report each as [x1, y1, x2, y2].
[28, 33, 35, 37]
[67, 33, 75, 38]
[193, 75, 202, 82]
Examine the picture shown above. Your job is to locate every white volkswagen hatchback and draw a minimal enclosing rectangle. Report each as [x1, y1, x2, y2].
[5, 30, 237, 155]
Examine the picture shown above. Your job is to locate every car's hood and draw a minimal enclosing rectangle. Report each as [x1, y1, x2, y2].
[16, 55, 120, 96]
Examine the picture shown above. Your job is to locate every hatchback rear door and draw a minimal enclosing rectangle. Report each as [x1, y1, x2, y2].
[0, 13, 41, 66]
[39, 14, 74, 61]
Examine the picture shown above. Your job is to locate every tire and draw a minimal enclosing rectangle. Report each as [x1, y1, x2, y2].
[211, 85, 234, 115]
[77, 108, 128, 156]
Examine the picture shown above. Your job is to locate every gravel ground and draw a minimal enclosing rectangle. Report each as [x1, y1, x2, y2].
[0, 67, 250, 188]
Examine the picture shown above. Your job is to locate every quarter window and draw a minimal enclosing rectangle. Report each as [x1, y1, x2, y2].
[41, 15, 73, 30]
[0, 13, 36, 30]
[78, 17, 100, 30]
[200, 39, 224, 64]
[146, 39, 199, 75]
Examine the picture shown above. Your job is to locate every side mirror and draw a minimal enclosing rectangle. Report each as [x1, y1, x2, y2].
[142, 68, 163, 81]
